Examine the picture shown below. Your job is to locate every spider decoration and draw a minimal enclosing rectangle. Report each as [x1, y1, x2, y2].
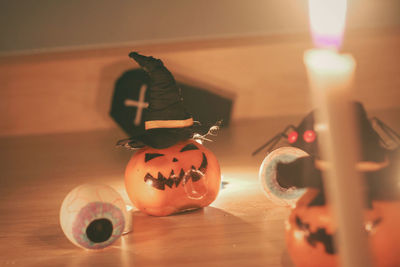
[254, 101, 400, 203]
[253, 102, 399, 158]
[254, 102, 400, 203]
[254, 102, 400, 266]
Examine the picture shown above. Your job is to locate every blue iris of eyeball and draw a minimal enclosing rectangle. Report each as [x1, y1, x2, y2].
[59, 184, 128, 249]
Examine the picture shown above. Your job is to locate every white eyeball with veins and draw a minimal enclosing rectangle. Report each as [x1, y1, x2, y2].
[259, 147, 309, 207]
[59, 184, 128, 249]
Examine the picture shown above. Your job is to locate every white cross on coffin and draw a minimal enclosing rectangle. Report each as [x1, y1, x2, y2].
[124, 84, 149, 126]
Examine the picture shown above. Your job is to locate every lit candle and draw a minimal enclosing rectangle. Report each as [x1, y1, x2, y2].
[304, 1, 371, 267]
[308, 0, 347, 49]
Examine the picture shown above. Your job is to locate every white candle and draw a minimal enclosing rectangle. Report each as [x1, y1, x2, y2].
[304, 50, 371, 267]
[305, 1, 371, 266]
[308, 0, 347, 49]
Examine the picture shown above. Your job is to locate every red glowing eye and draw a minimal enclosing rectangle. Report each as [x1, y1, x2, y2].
[303, 130, 316, 143]
[287, 131, 298, 144]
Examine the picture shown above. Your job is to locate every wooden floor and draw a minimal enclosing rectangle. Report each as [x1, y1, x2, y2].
[1, 109, 399, 267]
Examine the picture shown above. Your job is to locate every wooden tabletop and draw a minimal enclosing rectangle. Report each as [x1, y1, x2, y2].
[1, 109, 399, 267]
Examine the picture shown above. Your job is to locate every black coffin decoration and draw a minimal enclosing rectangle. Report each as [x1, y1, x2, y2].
[110, 69, 233, 136]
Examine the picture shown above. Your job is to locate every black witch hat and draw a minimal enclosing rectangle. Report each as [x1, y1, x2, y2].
[117, 52, 195, 149]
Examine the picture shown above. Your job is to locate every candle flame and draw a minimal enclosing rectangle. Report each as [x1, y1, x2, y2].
[308, 0, 347, 49]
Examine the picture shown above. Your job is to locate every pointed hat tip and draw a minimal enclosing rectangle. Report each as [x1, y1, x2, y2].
[129, 51, 147, 63]
[128, 51, 162, 70]
[128, 51, 139, 59]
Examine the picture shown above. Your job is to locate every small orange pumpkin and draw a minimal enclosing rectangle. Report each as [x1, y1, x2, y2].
[125, 139, 221, 216]
[286, 189, 400, 267]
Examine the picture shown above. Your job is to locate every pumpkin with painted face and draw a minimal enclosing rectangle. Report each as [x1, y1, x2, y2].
[285, 189, 338, 267]
[286, 189, 400, 267]
[125, 140, 221, 216]
[279, 151, 400, 267]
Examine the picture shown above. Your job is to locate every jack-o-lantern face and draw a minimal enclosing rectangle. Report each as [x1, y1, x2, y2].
[125, 139, 221, 216]
[286, 189, 400, 267]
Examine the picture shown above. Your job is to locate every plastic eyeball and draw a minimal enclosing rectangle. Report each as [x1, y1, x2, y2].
[259, 147, 309, 206]
[59, 184, 127, 250]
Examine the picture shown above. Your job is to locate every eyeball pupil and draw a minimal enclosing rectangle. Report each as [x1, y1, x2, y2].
[86, 218, 113, 243]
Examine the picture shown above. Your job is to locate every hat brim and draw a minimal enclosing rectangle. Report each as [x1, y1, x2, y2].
[117, 127, 195, 149]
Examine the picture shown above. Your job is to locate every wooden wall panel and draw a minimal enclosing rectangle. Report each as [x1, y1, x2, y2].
[0, 29, 399, 136]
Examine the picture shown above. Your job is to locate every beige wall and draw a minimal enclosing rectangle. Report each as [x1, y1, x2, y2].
[1, 28, 399, 136]
[2, 0, 399, 54]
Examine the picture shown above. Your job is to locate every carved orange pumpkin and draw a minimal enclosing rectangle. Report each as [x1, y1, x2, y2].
[286, 189, 400, 267]
[368, 201, 400, 267]
[125, 139, 221, 216]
